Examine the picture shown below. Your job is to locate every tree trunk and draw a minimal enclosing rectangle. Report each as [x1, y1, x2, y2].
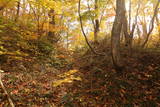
[48, 9, 56, 43]
[155, 6, 160, 46]
[78, 0, 100, 55]
[111, 0, 124, 70]
[94, 0, 99, 44]
[15, 0, 20, 22]
[137, 25, 141, 46]
[156, 16, 160, 45]
[122, 0, 140, 54]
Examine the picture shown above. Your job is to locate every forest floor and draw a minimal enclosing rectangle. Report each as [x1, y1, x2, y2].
[0, 49, 160, 107]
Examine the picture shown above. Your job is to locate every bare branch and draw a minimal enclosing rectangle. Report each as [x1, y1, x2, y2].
[78, 0, 104, 55]
[130, 0, 140, 36]
[142, 0, 160, 47]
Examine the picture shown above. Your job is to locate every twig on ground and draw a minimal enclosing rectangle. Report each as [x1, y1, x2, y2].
[0, 70, 15, 107]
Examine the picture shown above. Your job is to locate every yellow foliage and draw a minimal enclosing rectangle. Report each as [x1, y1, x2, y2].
[53, 69, 81, 87]
[23, 32, 39, 40]
[0, 46, 4, 50]
[58, 69, 78, 78]
[5, 50, 28, 57]
[0, 51, 4, 55]
[0, 0, 16, 9]
[53, 76, 81, 87]
[9, 56, 23, 61]
[56, 55, 66, 59]
[47, 1, 62, 14]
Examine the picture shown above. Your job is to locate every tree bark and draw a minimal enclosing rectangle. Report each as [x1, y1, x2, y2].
[94, 0, 100, 43]
[156, 14, 160, 44]
[87, 0, 100, 44]
[48, 9, 57, 43]
[15, 0, 20, 22]
[128, 0, 131, 31]
[111, 0, 124, 70]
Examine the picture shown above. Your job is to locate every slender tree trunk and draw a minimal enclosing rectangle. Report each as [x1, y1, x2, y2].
[137, 25, 141, 46]
[15, 0, 20, 22]
[120, 0, 133, 55]
[78, 0, 102, 55]
[128, 0, 131, 31]
[142, 21, 147, 41]
[94, 0, 100, 44]
[111, 0, 124, 70]
[87, 0, 100, 44]
[122, 0, 140, 55]
[157, 21, 160, 45]
[48, 9, 56, 43]
[155, 7, 160, 46]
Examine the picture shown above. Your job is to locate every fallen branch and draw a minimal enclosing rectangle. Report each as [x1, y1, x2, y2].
[0, 70, 15, 107]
